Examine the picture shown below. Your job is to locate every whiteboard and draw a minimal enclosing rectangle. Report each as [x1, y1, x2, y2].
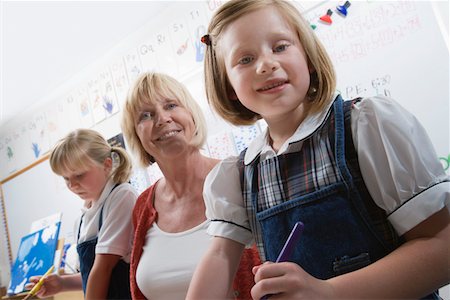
[1, 158, 83, 263]
[304, 1, 449, 161]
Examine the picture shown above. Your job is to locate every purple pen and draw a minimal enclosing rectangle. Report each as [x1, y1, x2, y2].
[275, 221, 304, 262]
[261, 221, 304, 300]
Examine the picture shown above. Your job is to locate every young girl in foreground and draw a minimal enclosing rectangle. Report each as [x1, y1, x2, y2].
[26, 129, 137, 299]
[187, 0, 450, 299]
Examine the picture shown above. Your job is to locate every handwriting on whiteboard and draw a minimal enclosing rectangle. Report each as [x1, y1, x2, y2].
[340, 74, 392, 99]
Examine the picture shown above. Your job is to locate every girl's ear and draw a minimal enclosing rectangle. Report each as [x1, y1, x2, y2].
[104, 156, 113, 172]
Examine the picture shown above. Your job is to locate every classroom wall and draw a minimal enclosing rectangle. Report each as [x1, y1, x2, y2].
[0, 0, 448, 290]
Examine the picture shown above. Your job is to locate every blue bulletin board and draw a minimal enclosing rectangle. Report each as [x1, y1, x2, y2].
[7, 222, 60, 295]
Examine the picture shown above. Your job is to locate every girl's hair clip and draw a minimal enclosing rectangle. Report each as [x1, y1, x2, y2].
[201, 34, 211, 46]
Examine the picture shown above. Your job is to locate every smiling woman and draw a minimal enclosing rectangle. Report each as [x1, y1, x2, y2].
[122, 73, 208, 166]
[120, 72, 261, 300]
[134, 97, 197, 160]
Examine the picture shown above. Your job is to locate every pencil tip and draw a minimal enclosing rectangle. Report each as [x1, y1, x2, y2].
[23, 293, 32, 300]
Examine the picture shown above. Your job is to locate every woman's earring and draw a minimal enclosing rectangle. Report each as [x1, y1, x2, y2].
[307, 70, 319, 100]
[309, 86, 318, 94]
[307, 85, 318, 99]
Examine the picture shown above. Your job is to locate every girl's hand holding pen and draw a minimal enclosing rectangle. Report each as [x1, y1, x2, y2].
[251, 222, 334, 299]
[251, 261, 334, 300]
[25, 273, 63, 298]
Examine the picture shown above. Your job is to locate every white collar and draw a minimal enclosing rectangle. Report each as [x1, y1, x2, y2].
[244, 93, 339, 165]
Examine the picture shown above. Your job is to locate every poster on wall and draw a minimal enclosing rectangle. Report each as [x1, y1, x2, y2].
[27, 112, 51, 160]
[123, 49, 143, 86]
[184, 2, 209, 65]
[73, 85, 95, 129]
[110, 59, 131, 106]
[167, 14, 198, 76]
[107, 133, 126, 149]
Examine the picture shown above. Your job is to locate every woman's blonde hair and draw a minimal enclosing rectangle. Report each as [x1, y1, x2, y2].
[203, 0, 336, 126]
[121, 72, 207, 167]
[49, 129, 132, 184]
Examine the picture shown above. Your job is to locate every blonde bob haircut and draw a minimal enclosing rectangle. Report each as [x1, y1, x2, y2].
[50, 129, 132, 184]
[203, 0, 336, 126]
[121, 72, 207, 167]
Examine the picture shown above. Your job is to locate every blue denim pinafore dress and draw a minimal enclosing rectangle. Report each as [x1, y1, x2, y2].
[77, 184, 131, 299]
[240, 96, 439, 299]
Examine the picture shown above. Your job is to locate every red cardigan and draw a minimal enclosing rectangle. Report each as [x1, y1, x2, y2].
[130, 183, 261, 300]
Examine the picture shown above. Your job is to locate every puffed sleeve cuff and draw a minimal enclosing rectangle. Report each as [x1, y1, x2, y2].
[388, 180, 450, 235]
[204, 156, 254, 247]
[207, 220, 254, 247]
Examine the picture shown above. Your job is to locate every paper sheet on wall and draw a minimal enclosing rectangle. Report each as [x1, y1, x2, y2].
[29, 213, 62, 234]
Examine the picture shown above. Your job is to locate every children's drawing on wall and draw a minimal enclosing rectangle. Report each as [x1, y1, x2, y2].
[184, 3, 212, 64]
[124, 49, 142, 84]
[207, 132, 236, 159]
[7, 222, 60, 295]
[27, 113, 50, 160]
[5, 141, 14, 161]
[87, 77, 106, 124]
[103, 92, 117, 115]
[194, 25, 206, 62]
[99, 70, 120, 116]
[169, 16, 197, 76]
[138, 42, 158, 73]
[232, 124, 261, 154]
[44, 105, 64, 147]
[31, 143, 40, 159]
[74, 86, 94, 129]
[87, 69, 120, 124]
[110, 59, 131, 105]
[29, 129, 41, 159]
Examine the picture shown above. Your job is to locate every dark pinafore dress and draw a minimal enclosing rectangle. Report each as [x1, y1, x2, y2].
[239, 95, 439, 299]
[77, 184, 131, 299]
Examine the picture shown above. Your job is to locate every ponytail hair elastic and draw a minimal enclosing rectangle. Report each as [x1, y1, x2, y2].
[201, 34, 211, 46]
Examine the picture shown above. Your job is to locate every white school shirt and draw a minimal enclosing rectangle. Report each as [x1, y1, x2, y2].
[135, 221, 212, 300]
[74, 179, 137, 262]
[204, 95, 449, 247]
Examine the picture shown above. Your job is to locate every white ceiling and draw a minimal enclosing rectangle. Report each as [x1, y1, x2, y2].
[1, 1, 172, 128]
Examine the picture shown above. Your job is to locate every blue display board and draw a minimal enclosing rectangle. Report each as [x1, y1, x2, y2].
[7, 222, 60, 295]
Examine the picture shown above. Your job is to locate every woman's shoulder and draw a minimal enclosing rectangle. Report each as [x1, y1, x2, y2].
[134, 182, 158, 212]
[132, 182, 158, 228]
